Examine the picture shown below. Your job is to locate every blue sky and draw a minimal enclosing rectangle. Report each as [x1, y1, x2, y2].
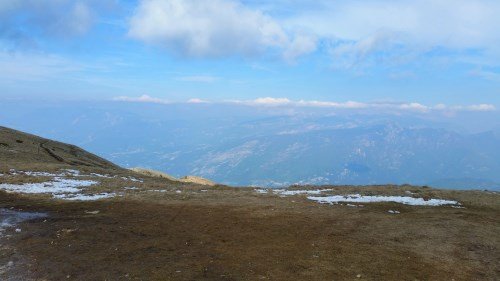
[0, 0, 499, 111]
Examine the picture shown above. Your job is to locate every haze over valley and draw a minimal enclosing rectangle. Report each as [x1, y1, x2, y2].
[2, 101, 499, 190]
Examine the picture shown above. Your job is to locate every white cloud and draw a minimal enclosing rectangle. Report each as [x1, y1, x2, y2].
[278, 0, 500, 68]
[460, 104, 496, 112]
[129, 0, 287, 57]
[227, 97, 496, 112]
[113, 95, 170, 104]
[251, 97, 292, 106]
[285, 1, 500, 49]
[398, 102, 429, 112]
[187, 98, 209, 104]
[297, 100, 368, 109]
[126, 0, 500, 68]
[283, 34, 317, 62]
[111, 95, 496, 112]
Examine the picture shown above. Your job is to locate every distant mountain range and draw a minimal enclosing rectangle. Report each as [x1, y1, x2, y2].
[1, 101, 499, 190]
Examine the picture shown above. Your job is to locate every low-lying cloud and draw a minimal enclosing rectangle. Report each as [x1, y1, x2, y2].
[113, 95, 496, 112]
[113, 94, 170, 104]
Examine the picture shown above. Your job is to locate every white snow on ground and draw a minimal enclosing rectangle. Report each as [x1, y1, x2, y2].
[346, 204, 362, 207]
[0, 178, 97, 194]
[0, 169, 145, 201]
[254, 189, 460, 207]
[17, 169, 81, 177]
[275, 189, 333, 195]
[128, 177, 143, 183]
[388, 210, 401, 214]
[23, 171, 60, 177]
[6, 169, 143, 183]
[307, 194, 460, 206]
[255, 188, 333, 195]
[90, 173, 114, 178]
[64, 169, 81, 176]
[53, 193, 116, 201]
[0, 171, 119, 201]
[121, 176, 143, 183]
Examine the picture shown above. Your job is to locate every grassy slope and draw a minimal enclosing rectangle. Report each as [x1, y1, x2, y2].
[0, 126, 120, 173]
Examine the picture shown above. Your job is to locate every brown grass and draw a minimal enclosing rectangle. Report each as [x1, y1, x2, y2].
[1, 181, 499, 280]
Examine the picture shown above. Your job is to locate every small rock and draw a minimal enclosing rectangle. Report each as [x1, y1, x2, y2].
[357, 274, 362, 278]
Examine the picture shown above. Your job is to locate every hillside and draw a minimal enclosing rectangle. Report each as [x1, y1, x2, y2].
[0, 126, 120, 172]
[0, 127, 499, 280]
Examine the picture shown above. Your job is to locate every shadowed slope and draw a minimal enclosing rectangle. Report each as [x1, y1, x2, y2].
[0, 126, 120, 171]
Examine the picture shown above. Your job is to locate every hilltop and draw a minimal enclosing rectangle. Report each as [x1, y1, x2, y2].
[0, 126, 498, 280]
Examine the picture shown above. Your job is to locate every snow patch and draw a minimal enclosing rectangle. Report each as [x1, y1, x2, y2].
[90, 173, 113, 178]
[255, 188, 333, 196]
[53, 193, 116, 201]
[307, 194, 460, 206]
[274, 189, 333, 195]
[0, 177, 115, 201]
[122, 176, 143, 183]
[8, 169, 143, 183]
[0, 178, 97, 194]
[1, 170, 141, 201]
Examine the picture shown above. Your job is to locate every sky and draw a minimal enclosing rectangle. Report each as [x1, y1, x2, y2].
[0, 0, 499, 111]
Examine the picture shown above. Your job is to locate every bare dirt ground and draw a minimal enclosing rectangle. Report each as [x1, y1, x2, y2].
[1, 180, 499, 281]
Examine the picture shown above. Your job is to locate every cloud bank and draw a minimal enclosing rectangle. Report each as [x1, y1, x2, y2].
[113, 95, 496, 112]
[126, 0, 500, 68]
[113, 95, 170, 104]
